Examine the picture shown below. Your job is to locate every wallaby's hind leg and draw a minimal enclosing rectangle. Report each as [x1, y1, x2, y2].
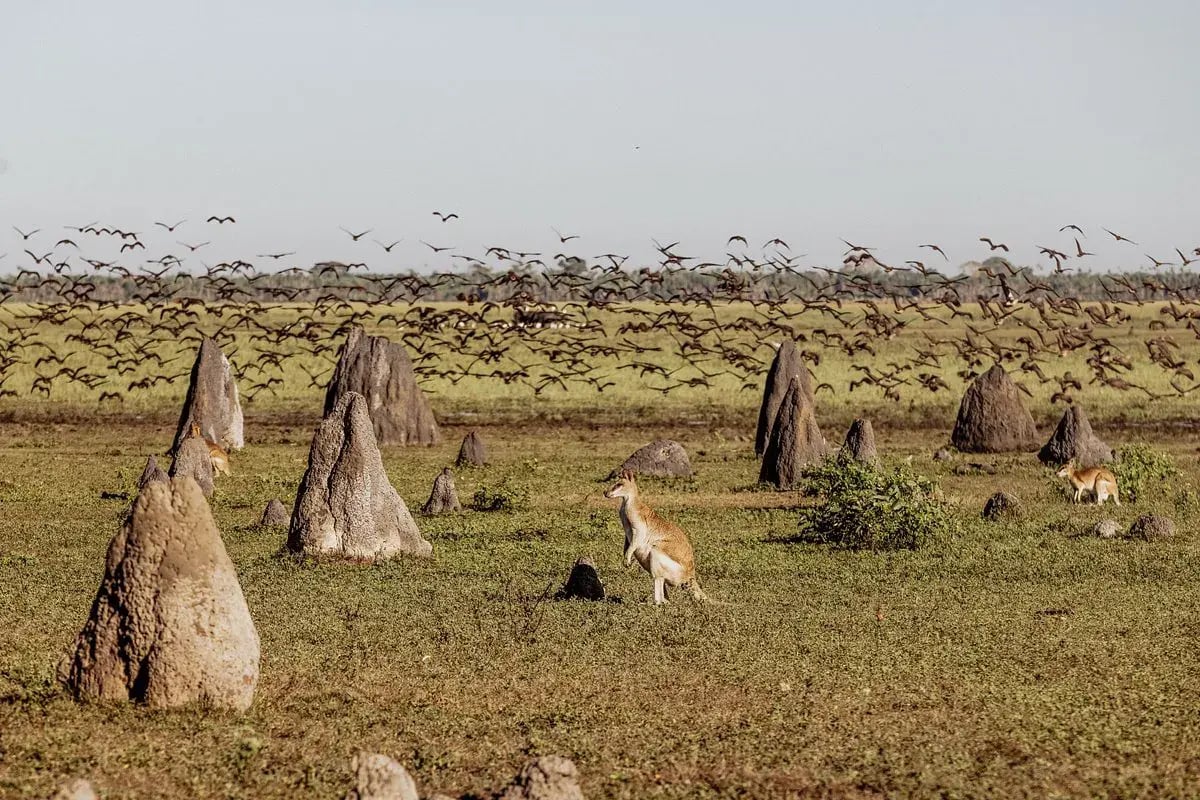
[652, 576, 667, 605]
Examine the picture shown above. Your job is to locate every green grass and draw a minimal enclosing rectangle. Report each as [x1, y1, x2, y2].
[2, 417, 1199, 798]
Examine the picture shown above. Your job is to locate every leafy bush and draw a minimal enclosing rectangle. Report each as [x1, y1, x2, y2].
[797, 458, 955, 551]
[1112, 444, 1178, 504]
[471, 479, 530, 512]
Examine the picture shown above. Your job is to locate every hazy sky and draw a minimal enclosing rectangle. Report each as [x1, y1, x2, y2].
[1, 1, 1197, 273]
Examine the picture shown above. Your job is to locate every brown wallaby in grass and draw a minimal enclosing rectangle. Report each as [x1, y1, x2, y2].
[189, 421, 231, 476]
[1056, 461, 1120, 505]
[604, 470, 718, 605]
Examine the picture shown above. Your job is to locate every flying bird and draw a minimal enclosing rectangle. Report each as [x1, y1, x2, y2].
[374, 239, 403, 252]
[919, 244, 948, 261]
[178, 241, 209, 251]
[154, 220, 186, 231]
[979, 237, 1009, 252]
[1059, 224, 1084, 236]
[421, 240, 454, 253]
[13, 226, 40, 240]
[340, 227, 371, 241]
[432, 211, 459, 222]
[206, 215, 236, 224]
[552, 227, 579, 243]
[1102, 227, 1137, 245]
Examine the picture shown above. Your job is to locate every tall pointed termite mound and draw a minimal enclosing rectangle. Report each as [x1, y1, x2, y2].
[323, 326, 439, 446]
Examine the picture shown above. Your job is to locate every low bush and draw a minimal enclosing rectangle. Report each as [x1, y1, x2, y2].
[797, 458, 955, 551]
[471, 479, 530, 512]
[1112, 444, 1178, 504]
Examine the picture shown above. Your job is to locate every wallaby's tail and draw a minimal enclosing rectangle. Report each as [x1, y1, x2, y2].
[688, 580, 732, 606]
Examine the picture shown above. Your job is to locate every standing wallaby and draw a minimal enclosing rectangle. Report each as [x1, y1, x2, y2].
[1056, 461, 1120, 505]
[189, 421, 231, 476]
[604, 470, 710, 605]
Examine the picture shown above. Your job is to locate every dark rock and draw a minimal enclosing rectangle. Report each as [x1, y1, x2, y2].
[1127, 514, 1175, 541]
[610, 440, 692, 480]
[323, 326, 439, 446]
[951, 364, 1039, 453]
[1038, 405, 1113, 467]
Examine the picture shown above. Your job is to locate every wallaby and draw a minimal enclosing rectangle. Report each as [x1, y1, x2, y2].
[189, 421, 231, 476]
[604, 469, 712, 605]
[1056, 461, 1120, 505]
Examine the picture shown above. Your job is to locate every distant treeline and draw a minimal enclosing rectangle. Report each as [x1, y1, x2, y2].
[3, 256, 1199, 306]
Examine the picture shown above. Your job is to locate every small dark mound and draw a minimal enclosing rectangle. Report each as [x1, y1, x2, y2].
[259, 499, 289, 527]
[137, 455, 169, 491]
[1127, 514, 1175, 541]
[952, 462, 997, 476]
[455, 430, 487, 467]
[982, 491, 1020, 521]
[422, 467, 462, 514]
[839, 418, 879, 465]
[556, 557, 605, 601]
[1038, 405, 1113, 467]
[609, 440, 692, 479]
[951, 364, 1039, 453]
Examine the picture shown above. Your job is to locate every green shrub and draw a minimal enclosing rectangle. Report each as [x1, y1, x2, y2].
[471, 479, 530, 512]
[1112, 444, 1178, 504]
[796, 458, 955, 551]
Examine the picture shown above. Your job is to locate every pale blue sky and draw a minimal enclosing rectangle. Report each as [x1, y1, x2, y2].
[1, 1, 1197, 273]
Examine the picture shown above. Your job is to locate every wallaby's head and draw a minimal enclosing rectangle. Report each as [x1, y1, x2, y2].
[604, 469, 638, 500]
[1055, 461, 1075, 479]
[188, 421, 202, 439]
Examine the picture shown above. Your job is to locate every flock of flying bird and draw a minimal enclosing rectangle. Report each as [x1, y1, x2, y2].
[1, 213, 1200, 407]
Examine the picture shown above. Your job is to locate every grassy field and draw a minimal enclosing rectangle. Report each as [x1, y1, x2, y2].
[2, 303, 1200, 798]
[2, 406, 1200, 798]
